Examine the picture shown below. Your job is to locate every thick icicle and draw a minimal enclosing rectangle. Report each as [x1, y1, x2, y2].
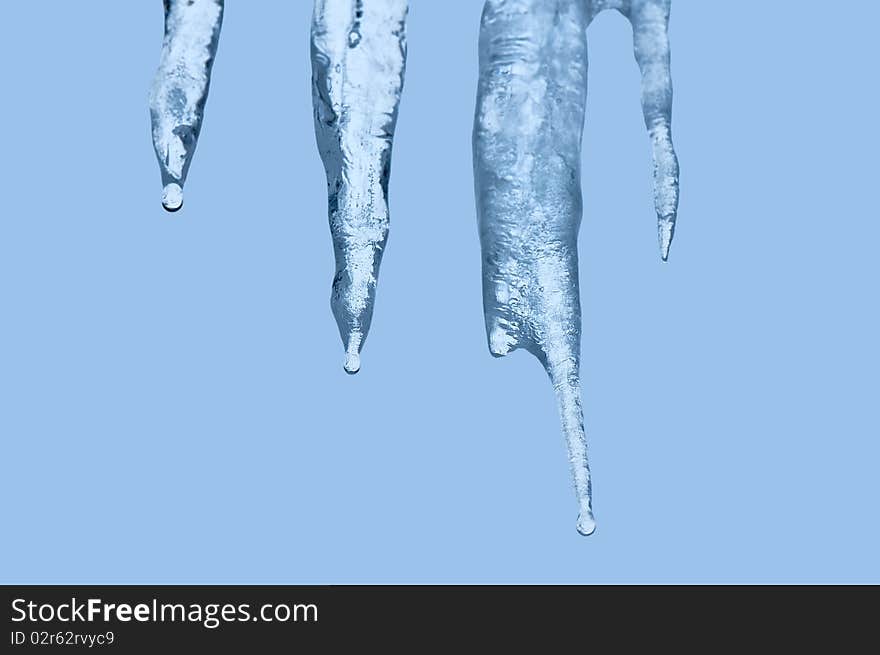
[474, 0, 595, 535]
[311, 0, 408, 373]
[149, 0, 224, 212]
[474, 0, 680, 534]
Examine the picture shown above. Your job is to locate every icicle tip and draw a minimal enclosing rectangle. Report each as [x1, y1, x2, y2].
[344, 351, 361, 375]
[162, 183, 184, 213]
[343, 333, 362, 375]
[576, 511, 597, 536]
[659, 216, 675, 262]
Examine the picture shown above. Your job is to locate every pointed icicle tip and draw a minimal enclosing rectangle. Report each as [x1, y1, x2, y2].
[162, 183, 184, 212]
[344, 350, 361, 375]
[343, 332, 362, 375]
[659, 216, 675, 262]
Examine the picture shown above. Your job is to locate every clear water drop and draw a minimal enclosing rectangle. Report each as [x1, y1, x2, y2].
[162, 183, 184, 212]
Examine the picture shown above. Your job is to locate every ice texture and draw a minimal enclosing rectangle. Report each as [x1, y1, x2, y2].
[611, 0, 680, 259]
[150, 0, 224, 212]
[311, 0, 408, 373]
[474, 0, 679, 535]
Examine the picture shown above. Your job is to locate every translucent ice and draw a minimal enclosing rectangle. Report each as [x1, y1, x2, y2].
[311, 0, 408, 373]
[150, 0, 224, 212]
[474, 0, 680, 535]
[611, 0, 680, 259]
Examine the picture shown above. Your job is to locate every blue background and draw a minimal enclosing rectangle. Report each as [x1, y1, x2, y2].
[1, 1, 878, 583]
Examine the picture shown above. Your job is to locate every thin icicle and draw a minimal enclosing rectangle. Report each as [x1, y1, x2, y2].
[149, 0, 224, 211]
[589, 0, 680, 258]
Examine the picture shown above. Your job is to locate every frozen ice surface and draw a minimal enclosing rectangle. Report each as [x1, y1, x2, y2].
[311, 0, 408, 373]
[150, 0, 224, 212]
[474, 0, 680, 535]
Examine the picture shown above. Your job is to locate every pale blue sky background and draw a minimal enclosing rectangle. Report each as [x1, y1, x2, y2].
[1, 1, 878, 583]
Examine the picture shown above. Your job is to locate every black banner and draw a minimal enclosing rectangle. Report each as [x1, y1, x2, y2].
[1, 586, 875, 650]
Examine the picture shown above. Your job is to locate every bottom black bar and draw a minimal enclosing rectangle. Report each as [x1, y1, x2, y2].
[1, 586, 875, 650]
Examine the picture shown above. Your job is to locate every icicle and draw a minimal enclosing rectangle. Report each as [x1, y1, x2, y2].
[625, 0, 679, 260]
[474, 0, 681, 534]
[588, 0, 680, 258]
[311, 0, 408, 372]
[474, 0, 595, 534]
[149, 0, 224, 212]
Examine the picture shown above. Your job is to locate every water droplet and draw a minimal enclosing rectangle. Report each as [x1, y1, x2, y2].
[344, 350, 361, 374]
[162, 183, 183, 212]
